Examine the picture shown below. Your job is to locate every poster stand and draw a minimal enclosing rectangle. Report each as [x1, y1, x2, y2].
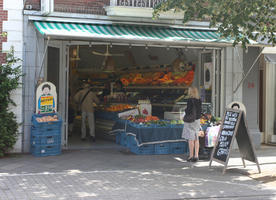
[209, 108, 261, 174]
[36, 82, 57, 114]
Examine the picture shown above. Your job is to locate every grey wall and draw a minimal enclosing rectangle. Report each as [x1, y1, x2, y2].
[224, 47, 244, 105]
[243, 47, 261, 147]
[22, 17, 45, 152]
[223, 46, 261, 148]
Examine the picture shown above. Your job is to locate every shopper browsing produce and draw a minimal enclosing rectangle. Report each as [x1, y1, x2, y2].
[182, 86, 202, 162]
[74, 82, 100, 142]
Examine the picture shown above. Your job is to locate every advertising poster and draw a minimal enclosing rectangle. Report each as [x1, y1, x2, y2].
[36, 82, 57, 114]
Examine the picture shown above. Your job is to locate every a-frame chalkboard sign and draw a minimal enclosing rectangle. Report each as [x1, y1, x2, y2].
[209, 108, 261, 174]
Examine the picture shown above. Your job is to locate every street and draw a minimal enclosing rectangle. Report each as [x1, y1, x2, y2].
[0, 144, 276, 200]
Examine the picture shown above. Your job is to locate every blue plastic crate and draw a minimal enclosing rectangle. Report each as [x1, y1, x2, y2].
[126, 135, 138, 148]
[115, 132, 121, 144]
[120, 132, 127, 147]
[130, 144, 155, 155]
[32, 113, 62, 131]
[170, 141, 188, 154]
[31, 127, 61, 136]
[31, 133, 61, 146]
[31, 144, 61, 157]
[154, 143, 171, 154]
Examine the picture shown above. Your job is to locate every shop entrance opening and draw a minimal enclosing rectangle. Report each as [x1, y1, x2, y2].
[63, 44, 219, 149]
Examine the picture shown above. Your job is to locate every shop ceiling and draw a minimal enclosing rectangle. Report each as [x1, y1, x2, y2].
[33, 21, 236, 48]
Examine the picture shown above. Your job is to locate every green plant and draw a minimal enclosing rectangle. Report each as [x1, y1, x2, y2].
[0, 47, 22, 157]
[153, 0, 276, 48]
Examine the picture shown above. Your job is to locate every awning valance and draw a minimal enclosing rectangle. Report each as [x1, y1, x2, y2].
[34, 21, 233, 45]
[262, 47, 276, 63]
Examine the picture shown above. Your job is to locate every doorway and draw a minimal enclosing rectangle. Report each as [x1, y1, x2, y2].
[47, 47, 60, 99]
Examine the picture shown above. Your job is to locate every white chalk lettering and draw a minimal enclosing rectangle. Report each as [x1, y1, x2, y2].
[219, 141, 229, 148]
[221, 130, 234, 136]
[230, 121, 236, 126]
[224, 120, 231, 125]
[223, 125, 235, 129]
[228, 117, 237, 122]
[217, 148, 229, 156]
[219, 136, 227, 142]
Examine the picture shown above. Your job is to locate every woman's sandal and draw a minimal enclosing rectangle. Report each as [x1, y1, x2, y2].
[187, 157, 194, 162]
[192, 157, 199, 162]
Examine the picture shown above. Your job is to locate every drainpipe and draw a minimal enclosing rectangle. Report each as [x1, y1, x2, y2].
[37, 36, 50, 83]
[32, 36, 50, 118]
[22, 1, 27, 152]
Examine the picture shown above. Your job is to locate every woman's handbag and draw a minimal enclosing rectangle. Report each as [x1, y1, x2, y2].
[183, 100, 196, 123]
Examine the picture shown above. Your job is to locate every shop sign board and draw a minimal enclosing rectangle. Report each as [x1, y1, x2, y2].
[209, 108, 261, 174]
[118, 109, 139, 119]
[36, 82, 57, 114]
[138, 103, 152, 116]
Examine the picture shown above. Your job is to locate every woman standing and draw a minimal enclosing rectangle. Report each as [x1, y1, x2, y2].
[182, 87, 202, 162]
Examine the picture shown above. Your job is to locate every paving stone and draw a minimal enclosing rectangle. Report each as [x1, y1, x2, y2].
[0, 146, 276, 199]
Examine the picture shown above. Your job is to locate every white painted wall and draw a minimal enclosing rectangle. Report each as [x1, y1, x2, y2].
[22, 17, 45, 152]
[264, 62, 276, 143]
[3, 0, 24, 152]
[105, 6, 184, 20]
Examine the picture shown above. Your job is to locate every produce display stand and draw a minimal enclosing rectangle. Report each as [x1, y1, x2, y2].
[30, 113, 63, 157]
[113, 119, 188, 155]
[93, 106, 217, 156]
[94, 110, 120, 141]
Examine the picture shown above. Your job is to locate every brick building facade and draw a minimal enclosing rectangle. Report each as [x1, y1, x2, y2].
[18, 0, 268, 153]
[0, 0, 7, 64]
[25, 0, 108, 15]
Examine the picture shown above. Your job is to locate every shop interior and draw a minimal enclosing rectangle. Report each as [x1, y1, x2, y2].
[66, 44, 214, 149]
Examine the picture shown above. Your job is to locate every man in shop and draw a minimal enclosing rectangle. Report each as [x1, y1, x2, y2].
[114, 80, 125, 93]
[74, 82, 100, 142]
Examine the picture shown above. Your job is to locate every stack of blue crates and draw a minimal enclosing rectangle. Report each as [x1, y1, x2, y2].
[118, 133, 188, 155]
[127, 135, 155, 155]
[30, 113, 62, 157]
[154, 143, 171, 154]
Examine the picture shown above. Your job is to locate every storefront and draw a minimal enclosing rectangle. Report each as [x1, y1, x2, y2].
[261, 48, 276, 144]
[22, 17, 264, 152]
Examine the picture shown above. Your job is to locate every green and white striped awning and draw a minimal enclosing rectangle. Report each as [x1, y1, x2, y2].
[34, 21, 232, 45]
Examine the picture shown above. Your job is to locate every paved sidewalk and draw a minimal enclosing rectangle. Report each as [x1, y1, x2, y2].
[0, 145, 276, 200]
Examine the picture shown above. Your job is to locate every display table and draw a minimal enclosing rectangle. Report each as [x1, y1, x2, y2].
[95, 110, 120, 121]
[94, 110, 120, 140]
[112, 119, 186, 146]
